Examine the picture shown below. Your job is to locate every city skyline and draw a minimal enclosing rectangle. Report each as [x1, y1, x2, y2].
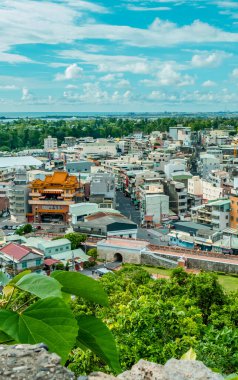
[1, 0, 238, 112]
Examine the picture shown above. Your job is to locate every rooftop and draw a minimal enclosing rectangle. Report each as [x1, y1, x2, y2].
[0, 156, 42, 169]
[0, 243, 31, 261]
[98, 237, 149, 249]
[38, 238, 71, 249]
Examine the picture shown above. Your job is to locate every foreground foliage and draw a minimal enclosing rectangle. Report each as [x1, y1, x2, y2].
[68, 267, 238, 376]
[0, 271, 121, 373]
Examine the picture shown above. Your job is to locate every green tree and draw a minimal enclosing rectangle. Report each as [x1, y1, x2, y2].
[64, 232, 87, 250]
[87, 248, 98, 260]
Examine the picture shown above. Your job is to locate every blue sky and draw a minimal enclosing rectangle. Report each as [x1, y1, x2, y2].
[1, 0, 238, 112]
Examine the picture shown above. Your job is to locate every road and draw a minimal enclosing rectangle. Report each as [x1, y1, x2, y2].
[116, 191, 169, 246]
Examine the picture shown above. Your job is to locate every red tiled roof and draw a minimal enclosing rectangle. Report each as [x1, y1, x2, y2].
[144, 215, 153, 222]
[0, 243, 31, 261]
[44, 259, 60, 266]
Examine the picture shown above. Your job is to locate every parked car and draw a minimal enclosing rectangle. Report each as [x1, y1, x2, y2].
[12, 226, 17, 230]
[7, 232, 15, 236]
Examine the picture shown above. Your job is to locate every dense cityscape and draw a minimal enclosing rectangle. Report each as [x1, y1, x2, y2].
[1, 0, 238, 377]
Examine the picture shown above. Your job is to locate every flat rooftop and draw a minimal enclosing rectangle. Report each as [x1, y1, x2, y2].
[98, 238, 149, 249]
[0, 156, 42, 168]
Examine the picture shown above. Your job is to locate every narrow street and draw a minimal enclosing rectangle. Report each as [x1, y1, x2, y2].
[116, 191, 169, 246]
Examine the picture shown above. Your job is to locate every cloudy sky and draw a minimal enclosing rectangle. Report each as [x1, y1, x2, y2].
[1, 0, 238, 112]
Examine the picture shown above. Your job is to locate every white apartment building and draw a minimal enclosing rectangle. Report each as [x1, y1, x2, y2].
[8, 170, 29, 223]
[164, 159, 187, 180]
[78, 140, 117, 159]
[188, 176, 226, 201]
[198, 153, 220, 179]
[140, 193, 169, 225]
[44, 135, 58, 150]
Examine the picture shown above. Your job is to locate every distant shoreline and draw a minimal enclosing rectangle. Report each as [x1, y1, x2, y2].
[0, 111, 238, 120]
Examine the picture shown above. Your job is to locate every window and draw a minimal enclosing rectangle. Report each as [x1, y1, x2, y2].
[55, 248, 58, 252]
[22, 262, 27, 269]
[226, 215, 229, 219]
[36, 259, 41, 266]
[48, 249, 51, 253]
[231, 216, 234, 221]
[236, 218, 238, 222]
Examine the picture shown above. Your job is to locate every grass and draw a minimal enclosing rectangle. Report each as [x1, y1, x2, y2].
[217, 275, 238, 292]
[140, 265, 238, 292]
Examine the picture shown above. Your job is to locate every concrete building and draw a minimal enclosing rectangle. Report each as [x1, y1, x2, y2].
[89, 173, 116, 208]
[191, 199, 230, 231]
[8, 170, 29, 223]
[70, 203, 119, 225]
[0, 243, 43, 273]
[164, 159, 187, 180]
[75, 212, 138, 239]
[230, 189, 238, 229]
[64, 137, 76, 147]
[78, 140, 117, 159]
[198, 153, 220, 179]
[140, 193, 169, 226]
[163, 180, 188, 215]
[188, 176, 203, 196]
[44, 136, 58, 150]
[66, 161, 94, 174]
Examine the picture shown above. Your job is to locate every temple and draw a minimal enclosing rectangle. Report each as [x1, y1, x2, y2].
[27, 172, 82, 223]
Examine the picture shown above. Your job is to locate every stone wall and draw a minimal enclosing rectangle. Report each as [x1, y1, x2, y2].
[0, 345, 224, 380]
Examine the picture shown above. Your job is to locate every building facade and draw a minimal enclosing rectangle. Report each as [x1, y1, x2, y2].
[28, 171, 81, 224]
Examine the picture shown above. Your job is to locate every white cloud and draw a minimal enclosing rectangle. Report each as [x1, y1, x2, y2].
[127, 5, 171, 11]
[63, 0, 109, 13]
[156, 63, 194, 87]
[55, 63, 83, 80]
[116, 79, 131, 88]
[202, 80, 216, 87]
[66, 84, 78, 89]
[100, 73, 123, 82]
[231, 68, 238, 77]
[191, 51, 231, 67]
[21, 87, 34, 101]
[0, 84, 18, 90]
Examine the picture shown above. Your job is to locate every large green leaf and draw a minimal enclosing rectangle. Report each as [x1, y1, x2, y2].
[181, 347, 197, 360]
[0, 330, 14, 343]
[51, 271, 108, 306]
[0, 297, 78, 363]
[16, 273, 62, 299]
[0, 272, 10, 286]
[76, 316, 121, 374]
[9, 270, 31, 285]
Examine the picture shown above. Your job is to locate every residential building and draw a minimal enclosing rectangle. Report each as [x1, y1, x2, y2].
[164, 159, 187, 180]
[89, 172, 116, 208]
[66, 161, 94, 174]
[140, 193, 169, 226]
[191, 199, 230, 230]
[230, 189, 238, 229]
[28, 171, 81, 223]
[8, 170, 29, 223]
[163, 180, 188, 215]
[44, 135, 58, 150]
[64, 136, 77, 147]
[78, 140, 117, 159]
[198, 153, 220, 179]
[0, 243, 43, 273]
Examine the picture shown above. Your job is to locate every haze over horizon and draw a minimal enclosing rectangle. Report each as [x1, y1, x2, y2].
[1, 0, 238, 112]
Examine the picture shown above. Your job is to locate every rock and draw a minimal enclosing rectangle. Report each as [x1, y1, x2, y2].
[0, 344, 74, 380]
[88, 373, 116, 379]
[164, 359, 224, 380]
[117, 359, 224, 380]
[118, 359, 164, 379]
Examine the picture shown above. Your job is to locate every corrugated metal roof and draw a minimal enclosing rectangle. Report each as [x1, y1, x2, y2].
[0, 156, 42, 168]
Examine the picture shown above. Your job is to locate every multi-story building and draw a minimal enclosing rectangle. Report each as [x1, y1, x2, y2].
[44, 135, 58, 150]
[8, 170, 29, 223]
[140, 192, 169, 226]
[89, 173, 116, 208]
[163, 180, 188, 216]
[191, 199, 230, 231]
[64, 137, 76, 147]
[198, 153, 220, 179]
[230, 189, 238, 229]
[27, 171, 81, 224]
